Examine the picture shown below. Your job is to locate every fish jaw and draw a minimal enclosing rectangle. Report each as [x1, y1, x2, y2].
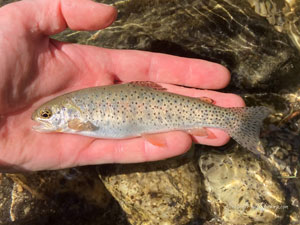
[32, 120, 58, 133]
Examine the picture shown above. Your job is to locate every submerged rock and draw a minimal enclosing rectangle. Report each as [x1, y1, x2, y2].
[0, 168, 128, 225]
[60, 0, 299, 90]
[98, 150, 202, 225]
[248, 0, 300, 51]
[198, 147, 287, 225]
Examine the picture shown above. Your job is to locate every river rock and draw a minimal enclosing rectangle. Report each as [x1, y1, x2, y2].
[98, 149, 202, 225]
[198, 147, 287, 225]
[63, 0, 299, 90]
[0, 168, 126, 225]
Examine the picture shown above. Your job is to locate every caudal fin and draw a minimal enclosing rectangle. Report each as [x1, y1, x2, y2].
[227, 106, 270, 156]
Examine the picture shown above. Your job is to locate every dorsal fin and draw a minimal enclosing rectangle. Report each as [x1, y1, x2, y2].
[129, 81, 167, 91]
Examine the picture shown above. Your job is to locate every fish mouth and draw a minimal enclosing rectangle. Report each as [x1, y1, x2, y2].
[32, 121, 56, 133]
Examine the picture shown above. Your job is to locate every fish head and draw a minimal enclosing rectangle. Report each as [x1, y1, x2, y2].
[31, 98, 74, 133]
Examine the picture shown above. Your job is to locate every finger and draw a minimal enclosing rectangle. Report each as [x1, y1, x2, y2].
[1, 0, 117, 35]
[106, 49, 231, 89]
[75, 131, 192, 165]
[57, 45, 230, 89]
[19, 131, 190, 170]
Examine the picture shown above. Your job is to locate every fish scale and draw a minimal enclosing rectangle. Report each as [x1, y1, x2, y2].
[32, 82, 270, 156]
[72, 84, 220, 136]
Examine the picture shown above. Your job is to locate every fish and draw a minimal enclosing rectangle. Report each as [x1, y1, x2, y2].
[31, 81, 270, 156]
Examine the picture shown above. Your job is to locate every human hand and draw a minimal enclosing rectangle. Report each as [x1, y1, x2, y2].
[0, 0, 244, 172]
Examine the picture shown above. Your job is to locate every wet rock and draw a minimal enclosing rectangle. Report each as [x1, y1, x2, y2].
[0, 168, 128, 225]
[240, 87, 300, 224]
[242, 90, 300, 175]
[56, 0, 299, 90]
[98, 149, 202, 225]
[0, 0, 18, 7]
[288, 176, 300, 224]
[247, 0, 300, 51]
[198, 147, 287, 225]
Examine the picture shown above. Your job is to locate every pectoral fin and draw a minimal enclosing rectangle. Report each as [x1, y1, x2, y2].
[142, 133, 167, 147]
[68, 119, 97, 131]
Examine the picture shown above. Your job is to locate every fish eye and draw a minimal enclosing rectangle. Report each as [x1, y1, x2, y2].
[39, 109, 52, 119]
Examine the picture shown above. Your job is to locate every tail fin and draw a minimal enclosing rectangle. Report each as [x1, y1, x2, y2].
[227, 106, 270, 156]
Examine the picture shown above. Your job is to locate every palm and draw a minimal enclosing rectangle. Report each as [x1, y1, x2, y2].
[0, 0, 244, 171]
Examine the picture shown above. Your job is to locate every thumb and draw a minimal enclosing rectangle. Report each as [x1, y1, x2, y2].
[0, 0, 117, 36]
[60, 0, 117, 32]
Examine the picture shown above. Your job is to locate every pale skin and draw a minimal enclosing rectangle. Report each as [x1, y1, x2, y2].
[0, 0, 245, 172]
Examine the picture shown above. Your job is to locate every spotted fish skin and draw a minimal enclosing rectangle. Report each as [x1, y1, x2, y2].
[32, 82, 270, 155]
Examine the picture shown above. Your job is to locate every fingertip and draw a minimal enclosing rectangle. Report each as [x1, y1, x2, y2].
[102, 4, 118, 28]
[215, 64, 231, 89]
[191, 61, 231, 89]
[61, 0, 117, 31]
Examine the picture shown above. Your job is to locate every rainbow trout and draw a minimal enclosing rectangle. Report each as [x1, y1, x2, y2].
[31, 82, 270, 155]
